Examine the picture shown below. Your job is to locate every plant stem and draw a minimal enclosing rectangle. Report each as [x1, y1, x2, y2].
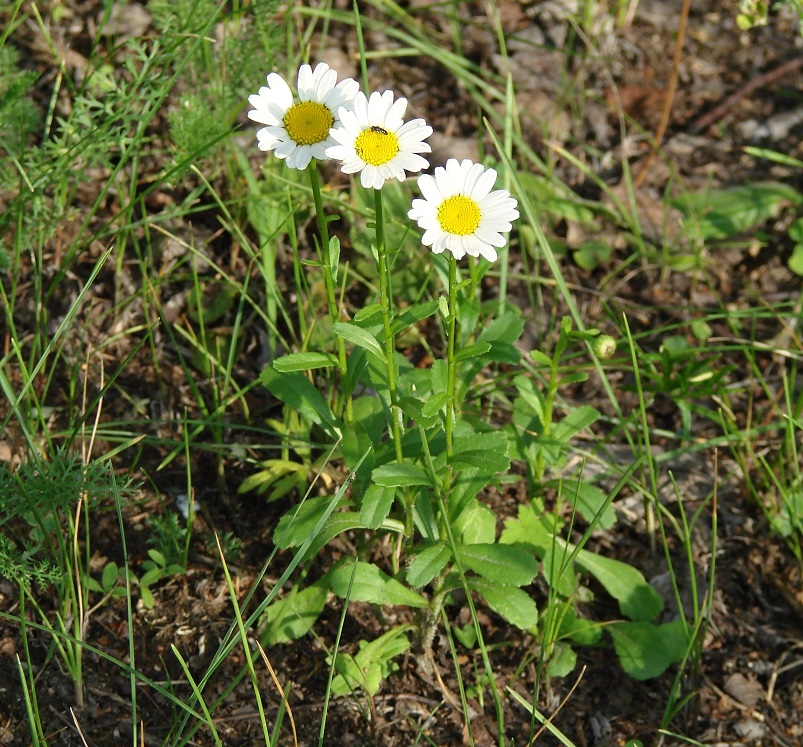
[374, 188, 404, 462]
[445, 256, 458, 459]
[535, 354, 559, 484]
[308, 163, 352, 423]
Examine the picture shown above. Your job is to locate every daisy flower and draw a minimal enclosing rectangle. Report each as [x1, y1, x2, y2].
[326, 90, 433, 190]
[408, 158, 519, 262]
[247, 63, 359, 170]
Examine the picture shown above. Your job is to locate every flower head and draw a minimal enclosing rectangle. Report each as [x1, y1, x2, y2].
[247, 63, 359, 170]
[326, 90, 432, 190]
[408, 158, 519, 262]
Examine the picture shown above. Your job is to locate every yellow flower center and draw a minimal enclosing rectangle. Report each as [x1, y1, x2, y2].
[283, 101, 334, 145]
[438, 195, 481, 236]
[355, 127, 399, 166]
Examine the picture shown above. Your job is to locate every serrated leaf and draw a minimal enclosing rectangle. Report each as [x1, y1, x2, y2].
[331, 561, 428, 608]
[333, 321, 385, 362]
[407, 542, 451, 587]
[453, 500, 497, 545]
[272, 352, 340, 372]
[467, 577, 538, 630]
[371, 462, 433, 488]
[453, 342, 492, 362]
[353, 303, 383, 323]
[421, 392, 450, 418]
[452, 431, 510, 475]
[456, 543, 538, 586]
[608, 620, 689, 680]
[360, 484, 396, 529]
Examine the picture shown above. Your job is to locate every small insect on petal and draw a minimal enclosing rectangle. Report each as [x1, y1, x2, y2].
[370, 125, 389, 135]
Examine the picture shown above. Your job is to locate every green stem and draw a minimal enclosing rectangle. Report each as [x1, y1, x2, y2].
[308, 163, 352, 423]
[535, 355, 559, 484]
[445, 256, 458, 459]
[374, 189, 404, 462]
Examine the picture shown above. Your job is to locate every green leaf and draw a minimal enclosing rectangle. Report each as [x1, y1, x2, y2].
[360, 484, 396, 529]
[237, 459, 307, 501]
[788, 244, 803, 276]
[453, 500, 497, 545]
[139, 585, 154, 609]
[608, 619, 689, 680]
[456, 543, 538, 586]
[574, 550, 662, 622]
[467, 577, 538, 630]
[500, 503, 660, 620]
[302, 513, 367, 561]
[549, 479, 617, 530]
[546, 640, 577, 677]
[371, 462, 433, 488]
[331, 561, 428, 608]
[451, 431, 510, 474]
[421, 391, 450, 419]
[101, 561, 119, 593]
[438, 296, 450, 320]
[478, 309, 525, 345]
[260, 575, 330, 645]
[140, 568, 164, 587]
[391, 300, 439, 335]
[530, 349, 553, 367]
[328, 235, 341, 283]
[260, 367, 340, 437]
[552, 405, 599, 442]
[453, 342, 492, 362]
[398, 396, 439, 428]
[573, 239, 611, 270]
[273, 495, 349, 549]
[353, 303, 383, 323]
[407, 542, 451, 587]
[559, 608, 603, 646]
[331, 625, 412, 696]
[147, 549, 166, 567]
[272, 352, 340, 372]
[333, 321, 385, 363]
[670, 182, 802, 240]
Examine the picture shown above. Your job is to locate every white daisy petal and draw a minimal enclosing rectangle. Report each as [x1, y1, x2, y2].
[326, 90, 432, 190]
[408, 158, 518, 263]
[246, 63, 359, 169]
